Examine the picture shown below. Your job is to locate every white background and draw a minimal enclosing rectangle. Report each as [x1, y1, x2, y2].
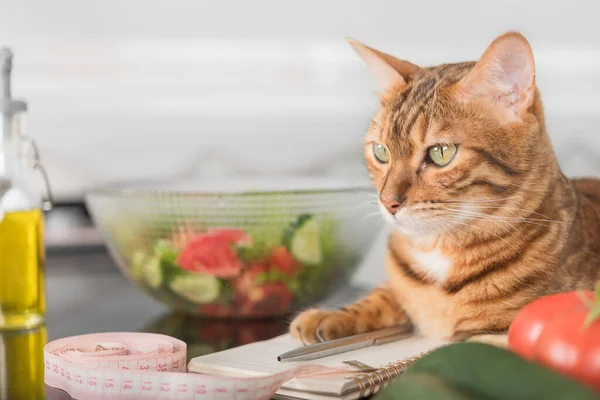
[1, 0, 599, 285]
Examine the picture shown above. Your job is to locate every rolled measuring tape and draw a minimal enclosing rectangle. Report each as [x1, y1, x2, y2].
[44, 332, 350, 400]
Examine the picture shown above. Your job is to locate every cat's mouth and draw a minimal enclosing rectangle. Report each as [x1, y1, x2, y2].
[378, 202, 471, 237]
[378, 202, 436, 236]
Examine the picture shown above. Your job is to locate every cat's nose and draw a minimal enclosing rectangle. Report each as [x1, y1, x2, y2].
[380, 196, 406, 215]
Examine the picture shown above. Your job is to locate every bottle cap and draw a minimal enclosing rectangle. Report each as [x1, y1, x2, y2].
[0, 47, 12, 101]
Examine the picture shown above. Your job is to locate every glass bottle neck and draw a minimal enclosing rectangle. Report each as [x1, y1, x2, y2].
[0, 50, 42, 214]
[0, 110, 19, 172]
[0, 109, 39, 212]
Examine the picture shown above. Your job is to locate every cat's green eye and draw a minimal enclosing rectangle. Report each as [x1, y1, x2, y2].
[427, 144, 457, 167]
[373, 143, 389, 163]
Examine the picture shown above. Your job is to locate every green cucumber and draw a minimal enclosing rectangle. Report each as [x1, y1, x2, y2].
[282, 214, 323, 265]
[143, 256, 163, 289]
[377, 342, 597, 400]
[282, 214, 312, 247]
[154, 240, 178, 264]
[168, 273, 221, 304]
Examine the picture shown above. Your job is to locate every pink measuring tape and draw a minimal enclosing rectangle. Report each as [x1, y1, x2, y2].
[44, 332, 349, 400]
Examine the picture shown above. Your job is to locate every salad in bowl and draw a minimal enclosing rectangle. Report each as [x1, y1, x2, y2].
[86, 177, 380, 318]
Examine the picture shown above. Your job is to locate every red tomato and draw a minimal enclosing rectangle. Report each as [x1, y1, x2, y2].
[536, 303, 600, 390]
[208, 228, 252, 246]
[508, 290, 600, 392]
[176, 229, 251, 278]
[177, 235, 242, 278]
[248, 282, 293, 316]
[508, 292, 591, 360]
[233, 263, 293, 317]
[269, 246, 301, 276]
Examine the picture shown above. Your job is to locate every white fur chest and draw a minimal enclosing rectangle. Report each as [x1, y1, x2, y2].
[409, 245, 453, 284]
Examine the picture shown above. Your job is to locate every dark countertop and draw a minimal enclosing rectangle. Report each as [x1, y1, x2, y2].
[1, 249, 367, 400]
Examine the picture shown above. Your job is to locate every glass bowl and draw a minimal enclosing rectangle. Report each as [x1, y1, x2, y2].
[85, 177, 380, 318]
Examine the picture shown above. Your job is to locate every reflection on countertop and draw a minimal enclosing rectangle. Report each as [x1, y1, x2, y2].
[0, 326, 46, 400]
[43, 250, 367, 340]
[143, 313, 289, 363]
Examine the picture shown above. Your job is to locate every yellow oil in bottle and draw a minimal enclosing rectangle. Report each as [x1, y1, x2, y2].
[0, 325, 46, 400]
[0, 209, 45, 330]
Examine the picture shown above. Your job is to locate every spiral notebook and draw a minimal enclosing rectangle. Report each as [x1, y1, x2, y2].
[188, 333, 446, 399]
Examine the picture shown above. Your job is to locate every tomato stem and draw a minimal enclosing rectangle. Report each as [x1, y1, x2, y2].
[576, 290, 594, 308]
[582, 281, 600, 328]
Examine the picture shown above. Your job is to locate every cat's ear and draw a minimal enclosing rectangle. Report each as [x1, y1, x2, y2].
[454, 32, 535, 121]
[347, 38, 420, 93]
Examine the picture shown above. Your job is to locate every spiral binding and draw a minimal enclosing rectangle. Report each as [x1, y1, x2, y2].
[351, 350, 436, 398]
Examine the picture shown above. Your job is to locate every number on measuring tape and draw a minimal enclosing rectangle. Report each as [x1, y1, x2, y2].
[87, 375, 100, 394]
[102, 370, 121, 394]
[140, 375, 159, 397]
[120, 372, 140, 395]
[144, 357, 158, 371]
[214, 380, 235, 400]
[118, 359, 138, 370]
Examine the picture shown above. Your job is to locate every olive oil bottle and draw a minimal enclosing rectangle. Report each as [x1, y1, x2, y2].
[0, 48, 52, 330]
[0, 209, 45, 329]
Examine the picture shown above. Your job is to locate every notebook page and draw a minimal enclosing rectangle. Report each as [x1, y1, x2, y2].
[188, 334, 299, 377]
[188, 334, 445, 396]
[189, 334, 356, 395]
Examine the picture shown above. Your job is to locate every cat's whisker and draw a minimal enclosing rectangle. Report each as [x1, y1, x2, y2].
[440, 195, 521, 204]
[434, 217, 468, 237]
[443, 210, 560, 231]
[456, 204, 554, 220]
[444, 209, 549, 227]
[500, 180, 553, 193]
[338, 199, 380, 214]
[403, 212, 463, 249]
[413, 214, 444, 243]
[424, 199, 555, 221]
[447, 210, 513, 234]
[369, 217, 389, 242]
[408, 204, 560, 230]
[440, 217, 521, 255]
[442, 207, 562, 224]
[435, 219, 463, 249]
[493, 206, 549, 222]
[360, 210, 383, 222]
[359, 191, 380, 199]
[423, 217, 438, 242]
[441, 220, 470, 247]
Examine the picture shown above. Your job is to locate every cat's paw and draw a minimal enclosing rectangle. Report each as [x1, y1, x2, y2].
[289, 308, 360, 344]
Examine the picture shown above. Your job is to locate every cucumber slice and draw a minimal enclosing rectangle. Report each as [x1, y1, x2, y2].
[168, 273, 221, 304]
[131, 251, 147, 280]
[289, 217, 323, 265]
[143, 256, 163, 289]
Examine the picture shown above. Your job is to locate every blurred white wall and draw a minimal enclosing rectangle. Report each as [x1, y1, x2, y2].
[1, 0, 599, 285]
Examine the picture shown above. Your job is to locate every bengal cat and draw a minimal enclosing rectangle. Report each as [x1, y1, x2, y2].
[290, 32, 600, 347]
